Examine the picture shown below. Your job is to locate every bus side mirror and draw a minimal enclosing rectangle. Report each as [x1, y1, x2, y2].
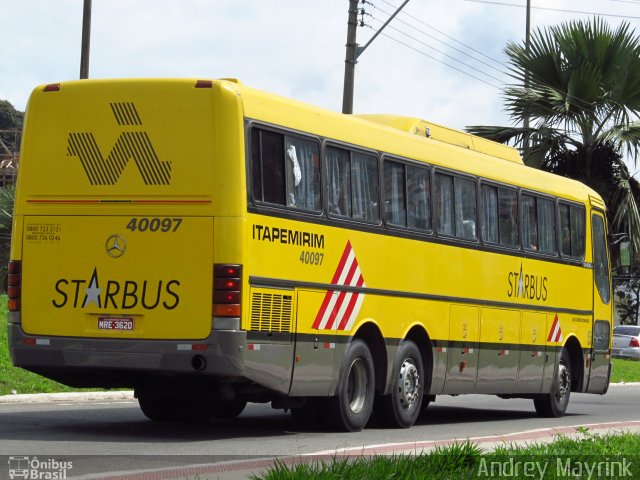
[620, 240, 631, 270]
[609, 233, 631, 274]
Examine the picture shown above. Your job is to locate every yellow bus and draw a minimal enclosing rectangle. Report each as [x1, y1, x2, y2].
[9, 78, 613, 431]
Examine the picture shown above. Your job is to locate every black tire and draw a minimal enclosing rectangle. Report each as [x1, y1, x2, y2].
[209, 399, 247, 419]
[138, 394, 214, 423]
[375, 341, 424, 428]
[534, 348, 572, 418]
[290, 398, 325, 430]
[325, 339, 375, 432]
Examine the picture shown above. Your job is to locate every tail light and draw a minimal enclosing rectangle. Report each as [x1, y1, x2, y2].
[212, 264, 241, 327]
[630, 337, 640, 348]
[8, 260, 21, 312]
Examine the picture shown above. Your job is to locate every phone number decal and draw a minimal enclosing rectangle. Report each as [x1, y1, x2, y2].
[25, 223, 62, 242]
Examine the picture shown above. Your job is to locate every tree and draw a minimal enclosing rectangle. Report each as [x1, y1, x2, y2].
[615, 277, 640, 325]
[0, 100, 23, 153]
[467, 18, 640, 263]
[0, 184, 15, 292]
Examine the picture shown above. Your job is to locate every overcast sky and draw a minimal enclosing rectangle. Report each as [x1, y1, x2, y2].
[2, 0, 638, 131]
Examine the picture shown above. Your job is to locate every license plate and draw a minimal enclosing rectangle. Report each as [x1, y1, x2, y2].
[98, 317, 134, 331]
[612, 348, 620, 355]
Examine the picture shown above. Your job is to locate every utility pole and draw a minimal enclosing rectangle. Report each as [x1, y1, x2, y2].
[342, 0, 359, 114]
[80, 0, 92, 79]
[523, 0, 531, 158]
[341, 0, 410, 114]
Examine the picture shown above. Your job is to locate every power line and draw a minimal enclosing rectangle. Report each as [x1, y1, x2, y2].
[464, 0, 640, 20]
[380, 0, 504, 66]
[365, 25, 504, 90]
[374, 4, 508, 77]
[365, 1, 634, 132]
[369, 14, 508, 84]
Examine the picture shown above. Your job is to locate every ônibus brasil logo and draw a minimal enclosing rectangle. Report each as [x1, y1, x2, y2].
[66, 102, 171, 185]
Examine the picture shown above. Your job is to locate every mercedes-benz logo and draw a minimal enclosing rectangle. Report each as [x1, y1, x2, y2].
[105, 234, 127, 258]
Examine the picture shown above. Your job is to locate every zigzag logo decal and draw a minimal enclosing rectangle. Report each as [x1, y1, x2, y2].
[66, 102, 171, 185]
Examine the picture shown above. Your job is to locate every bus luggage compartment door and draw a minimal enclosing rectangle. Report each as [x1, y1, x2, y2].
[21, 215, 213, 340]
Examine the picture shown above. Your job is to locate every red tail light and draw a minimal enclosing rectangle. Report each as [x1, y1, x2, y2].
[213, 264, 241, 317]
[630, 337, 640, 348]
[8, 260, 21, 312]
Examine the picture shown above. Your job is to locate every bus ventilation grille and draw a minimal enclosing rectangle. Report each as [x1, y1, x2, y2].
[250, 293, 292, 333]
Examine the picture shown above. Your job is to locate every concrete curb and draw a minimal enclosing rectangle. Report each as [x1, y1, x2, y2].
[0, 390, 134, 404]
[0, 382, 638, 404]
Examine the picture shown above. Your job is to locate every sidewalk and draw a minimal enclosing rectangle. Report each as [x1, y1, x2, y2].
[2, 385, 639, 480]
[68, 421, 640, 480]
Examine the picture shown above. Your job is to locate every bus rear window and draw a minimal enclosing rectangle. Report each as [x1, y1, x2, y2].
[251, 127, 321, 212]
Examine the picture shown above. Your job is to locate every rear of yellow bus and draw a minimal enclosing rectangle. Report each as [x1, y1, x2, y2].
[8, 79, 248, 409]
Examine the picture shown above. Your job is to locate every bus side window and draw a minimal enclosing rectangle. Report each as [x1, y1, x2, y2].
[407, 165, 431, 231]
[571, 206, 586, 257]
[284, 136, 321, 212]
[482, 184, 499, 243]
[435, 173, 454, 236]
[454, 176, 476, 240]
[327, 147, 379, 223]
[537, 197, 556, 254]
[252, 128, 285, 206]
[326, 146, 351, 217]
[499, 187, 518, 247]
[352, 152, 379, 223]
[384, 160, 407, 226]
[521, 194, 538, 250]
[559, 203, 585, 259]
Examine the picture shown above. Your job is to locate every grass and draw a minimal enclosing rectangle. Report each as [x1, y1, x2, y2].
[2, 296, 640, 394]
[252, 431, 640, 479]
[0, 295, 83, 395]
[611, 357, 640, 383]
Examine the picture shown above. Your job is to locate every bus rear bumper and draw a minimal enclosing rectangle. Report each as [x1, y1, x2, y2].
[8, 324, 247, 387]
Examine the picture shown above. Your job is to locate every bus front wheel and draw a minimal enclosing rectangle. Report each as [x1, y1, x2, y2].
[534, 348, 572, 417]
[374, 340, 424, 428]
[326, 339, 375, 432]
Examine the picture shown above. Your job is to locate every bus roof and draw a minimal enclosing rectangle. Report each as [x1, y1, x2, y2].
[228, 79, 601, 207]
[355, 114, 523, 165]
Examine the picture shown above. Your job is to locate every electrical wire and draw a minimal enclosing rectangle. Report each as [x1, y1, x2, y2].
[373, 4, 509, 77]
[369, 14, 508, 84]
[362, 5, 637, 130]
[464, 0, 640, 20]
[361, 24, 505, 90]
[380, 0, 505, 66]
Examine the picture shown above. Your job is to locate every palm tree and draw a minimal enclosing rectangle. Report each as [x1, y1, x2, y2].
[467, 18, 640, 263]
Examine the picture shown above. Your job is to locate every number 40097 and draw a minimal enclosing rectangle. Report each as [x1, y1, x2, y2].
[126, 217, 182, 233]
[300, 251, 324, 266]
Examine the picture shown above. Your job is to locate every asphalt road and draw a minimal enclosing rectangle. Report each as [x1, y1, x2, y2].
[0, 385, 638, 478]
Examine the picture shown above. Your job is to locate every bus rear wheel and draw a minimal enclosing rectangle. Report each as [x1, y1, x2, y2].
[138, 393, 213, 422]
[325, 339, 375, 432]
[375, 340, 424, 428]
[138, 393, 246, 422]
[534, 348, 572, 417]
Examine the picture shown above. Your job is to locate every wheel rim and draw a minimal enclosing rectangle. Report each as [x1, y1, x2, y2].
[398, 359, 420, 409]
[556, 362, 570, 401]
[347, 358, 368, 413]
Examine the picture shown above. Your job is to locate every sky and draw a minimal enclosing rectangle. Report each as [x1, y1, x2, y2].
[1, 0, 639, 132]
